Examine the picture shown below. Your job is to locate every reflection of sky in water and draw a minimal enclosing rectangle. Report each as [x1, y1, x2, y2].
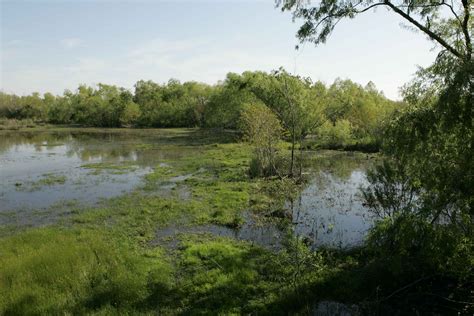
[291, 169, 374, 248]
[0, 131, 177, 216]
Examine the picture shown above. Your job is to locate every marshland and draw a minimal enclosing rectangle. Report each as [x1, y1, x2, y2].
[1, 1, 472, 315]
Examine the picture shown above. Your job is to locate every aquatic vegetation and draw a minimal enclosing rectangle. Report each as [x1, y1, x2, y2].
[36, 174, 67, 186]
[82, 162, 140, 175]
[81, 162, 139, 171]
[15, 173, 67, 192]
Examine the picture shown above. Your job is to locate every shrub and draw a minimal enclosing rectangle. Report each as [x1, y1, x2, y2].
[240, 102, 283, 177]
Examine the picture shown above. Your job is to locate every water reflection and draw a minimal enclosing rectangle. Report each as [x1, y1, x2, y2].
[0, 129, 207, 215]
[291, 169, 373, 248]
[153, 212, 285, 250]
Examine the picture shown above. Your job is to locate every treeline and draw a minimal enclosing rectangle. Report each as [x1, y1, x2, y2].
[0, 70, 401, 147]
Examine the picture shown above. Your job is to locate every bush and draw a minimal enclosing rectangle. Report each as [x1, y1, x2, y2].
[240, 103, 283, 178]
[317, 120, 353, 148]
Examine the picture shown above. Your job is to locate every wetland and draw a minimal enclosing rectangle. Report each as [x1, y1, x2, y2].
[0, 127, 378, 314]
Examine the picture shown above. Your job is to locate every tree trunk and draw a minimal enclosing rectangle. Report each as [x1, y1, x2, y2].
[290, 127, 295, 176]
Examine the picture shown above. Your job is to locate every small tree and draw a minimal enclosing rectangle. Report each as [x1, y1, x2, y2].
[271, 70, 326, 177]
[240, 102, 283, 178]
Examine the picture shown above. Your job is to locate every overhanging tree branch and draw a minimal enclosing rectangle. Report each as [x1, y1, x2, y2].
[383, 0, 465, 59]
[461, 0, 472, 60]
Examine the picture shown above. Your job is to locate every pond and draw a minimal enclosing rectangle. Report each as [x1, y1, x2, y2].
[293, 151, 375, 248]
[0, 129, 204, 225]
[0, 129, 375, 248]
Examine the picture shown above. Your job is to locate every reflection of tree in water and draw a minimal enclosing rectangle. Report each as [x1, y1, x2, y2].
[304, 150, 372, 180]
[287, 151, 373, 248]
[65, 132, 138, 162]
[0, 131, 71, 154]
[0, 130, 210, 167]
[0, 128, 237, 155]
[64, 133, 202, 165]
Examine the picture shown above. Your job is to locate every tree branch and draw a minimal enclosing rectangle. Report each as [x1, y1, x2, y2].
[461, 0, 472, 60]
[384, 0, 465, 59]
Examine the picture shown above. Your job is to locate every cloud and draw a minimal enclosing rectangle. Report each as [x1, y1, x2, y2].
[60, 38, 83, 49]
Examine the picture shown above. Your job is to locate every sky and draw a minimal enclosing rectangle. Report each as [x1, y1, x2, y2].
[1, 0, 440, 100]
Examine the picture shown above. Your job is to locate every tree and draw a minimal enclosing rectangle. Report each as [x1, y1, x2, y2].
[120, 102, 141, 127]
[257, 69, 326, 176]
[204, 73, 260, 129]
[240, 102, 283, 177]
[277, 0, 472, 62]
[279, 0, 474, 306]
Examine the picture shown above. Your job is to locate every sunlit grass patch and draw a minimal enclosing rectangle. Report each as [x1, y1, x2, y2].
[0, 228, 173, 315]
[176, 238, 282, 314]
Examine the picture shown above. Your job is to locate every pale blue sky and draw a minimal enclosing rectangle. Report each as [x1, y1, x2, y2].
[1, 0, 439, 99]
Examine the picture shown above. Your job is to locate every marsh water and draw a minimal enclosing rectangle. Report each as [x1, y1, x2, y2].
[0, 129, 375, 248]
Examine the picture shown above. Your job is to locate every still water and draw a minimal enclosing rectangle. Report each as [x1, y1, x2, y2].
[0, 129, 202, 225]
[0, 129, 375, 248]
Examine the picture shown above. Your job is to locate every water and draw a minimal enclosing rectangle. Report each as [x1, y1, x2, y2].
[1, 129, 375, 248]
[153, 151, 376, 250]
[291, 151, 375, 248]
[0, 129, 204, 224]
[292, 170, 373, 248]
[153, 212, 285, 250]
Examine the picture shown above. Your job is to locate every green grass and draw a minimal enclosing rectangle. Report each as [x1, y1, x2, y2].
[0, 228, 172, 315]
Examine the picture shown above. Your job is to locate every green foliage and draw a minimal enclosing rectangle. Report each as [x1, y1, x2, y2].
[361, 59, 473, 307]
[362, 159, 421, 218]
[0, 72, 398, 149]
[134, 79, 213, 127]
[277, 0, 472, 62]
[367, 214, 474, 279]
[203, 72, 260, 128]
[317, 119, 352, 148]
[0, 118, 37, 130]
[0, 228, 172, 315]
[240, 102, 284, 177]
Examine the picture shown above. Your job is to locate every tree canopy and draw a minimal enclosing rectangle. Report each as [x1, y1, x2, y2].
[277, 0, 472, 62]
